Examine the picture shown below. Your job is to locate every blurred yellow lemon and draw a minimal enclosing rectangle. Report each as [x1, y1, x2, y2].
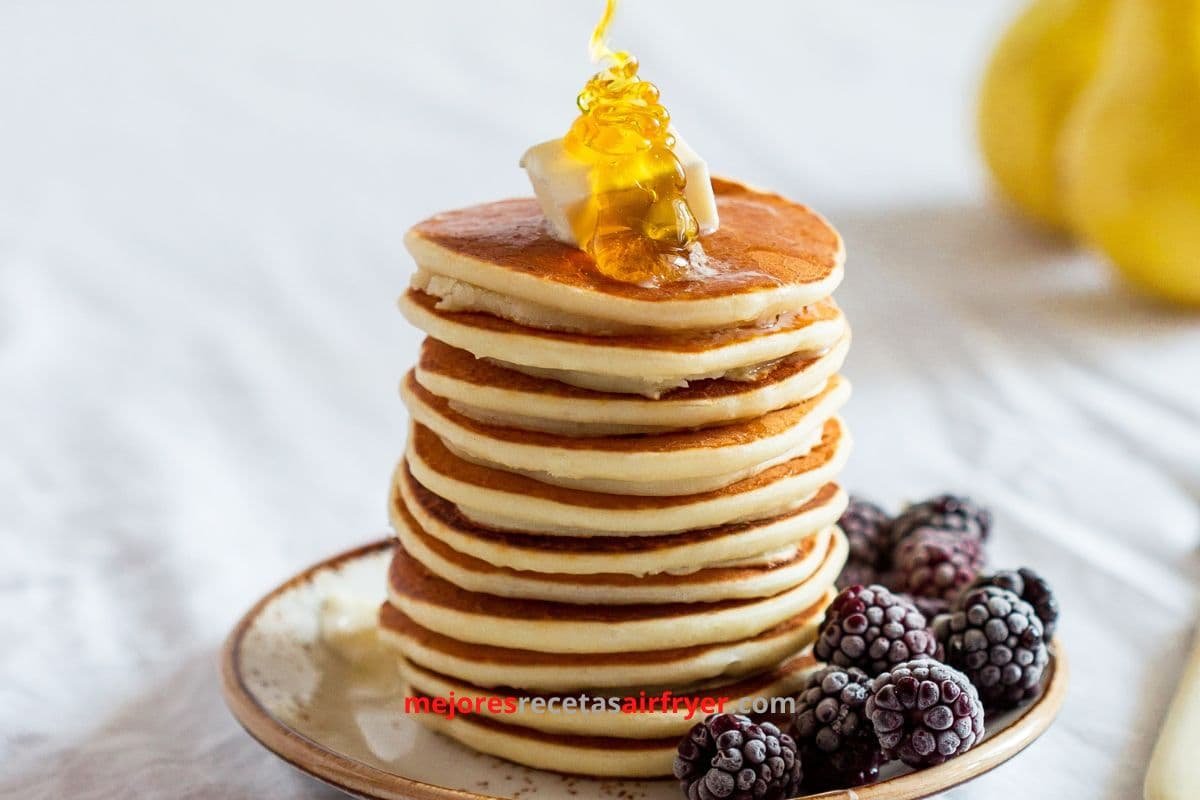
[978, 0, 1113, 230]
[1059, 0, 1200, 305]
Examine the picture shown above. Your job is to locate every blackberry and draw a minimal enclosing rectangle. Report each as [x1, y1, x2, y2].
[890, 529, 984, 605]
[900, 592, 950, 622]
[965, 567, 1059, 638]
[936, 586, 1049, 711]
[673, 714, 801, 800]
[865, 659, 985, 768]
[792, 666, 883, 791]
[814, 584, 938, 676]
[840, 496, 893, 569]
[836, 560, 879, 591]
[890, 494, 992, 548]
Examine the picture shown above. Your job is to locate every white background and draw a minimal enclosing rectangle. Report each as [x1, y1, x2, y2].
[3, 1, 1199, 798]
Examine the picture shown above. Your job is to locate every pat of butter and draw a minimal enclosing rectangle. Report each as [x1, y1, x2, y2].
[319, 594, 384, 667]
[519, 131, 719, 247]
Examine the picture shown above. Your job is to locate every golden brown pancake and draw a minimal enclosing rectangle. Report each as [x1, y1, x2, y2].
[409, 419, 842, 513]
[394, 463, 847, 575]
[401, 370, 847, 494]
[402, 288, 842, 354]
[379, 601, 822, 669]
[398, 652, 817, 738]
[399, 288, 847, 397]
[384, 534, 846, 652]
[409, 179, 841, 299]
[404, 369, 843, 454]
[399, 688, 683, 776]
[422, 333, 854, 417]
[405, 417, 850, 534]
[392, 490, 833, 603]
[378, 595, 829, 690]
[391, 540, 759, 621]
[401, 654, 817, 775]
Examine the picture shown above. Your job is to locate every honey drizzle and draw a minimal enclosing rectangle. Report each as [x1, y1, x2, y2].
[564, 0, 703, 285]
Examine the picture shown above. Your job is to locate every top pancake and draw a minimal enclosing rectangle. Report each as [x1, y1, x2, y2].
[404, 178, 845, 331]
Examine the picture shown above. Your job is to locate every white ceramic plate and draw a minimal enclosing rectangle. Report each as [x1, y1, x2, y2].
[221, 540, 1068, 800]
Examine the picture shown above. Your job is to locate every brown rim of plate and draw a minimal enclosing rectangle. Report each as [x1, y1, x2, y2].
[221, 538, 1070, 800]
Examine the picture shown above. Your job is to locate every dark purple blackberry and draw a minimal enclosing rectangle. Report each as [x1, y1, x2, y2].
[814, 584, 939, 676]
[673, 714, 801, 800]
[890, 529, 984, 605]
[792, 666, 883, 791]
[899, 592, 950, 621]
[936, 586, 1049, 711]
[865, 659, 985, 768]
[836, 560, 879, 591]
[890, 494, 993, 548]
[840, 496, 893, 569]
[965, 567, 1059, 638]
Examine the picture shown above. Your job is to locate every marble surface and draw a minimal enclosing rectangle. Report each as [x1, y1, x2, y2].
[2, 1, 1198, 798]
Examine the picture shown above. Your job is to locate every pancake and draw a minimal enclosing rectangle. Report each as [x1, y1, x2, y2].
[385, 533, 846, 654]
[406, 417, 851, 535]
[393, 492, 834, 603]
[399, 289, 846, 398]
[397, 652, 817, 739]
[400, 685, 681, 777]
[394, 465, 848, 576]
[414, 335, 851, 435]
[378, 598, 830, 691]
[404, 178, 845, 333]
[401, 370, 849, 495]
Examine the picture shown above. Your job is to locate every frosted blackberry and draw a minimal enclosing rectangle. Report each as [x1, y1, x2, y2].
[673, 714, 801, 800]
[936, 586, 1049, 710]
[865, 659, 985, 768]
[900, 592, 950, 622]
[814, 584, 938, 676]
[836, 560, 879, 591]
[792, 666, 883, 791]
[840, 496, 893, 569]
[890, 529, 984, 605]
[966, 567, 1059, 638]
[890, 493, 992, 548]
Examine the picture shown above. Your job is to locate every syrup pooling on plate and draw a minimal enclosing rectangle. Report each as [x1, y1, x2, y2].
[565, 0, 703, 285]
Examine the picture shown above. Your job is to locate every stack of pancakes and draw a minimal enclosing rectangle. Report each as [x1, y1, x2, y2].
[381, 179, 852, 777]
